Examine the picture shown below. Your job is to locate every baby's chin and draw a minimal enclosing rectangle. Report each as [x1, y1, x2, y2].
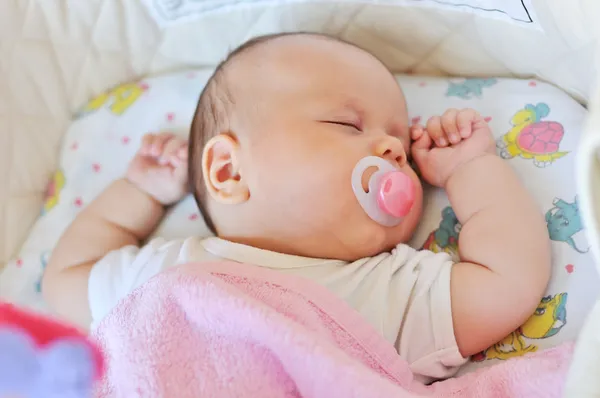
[349, 208, 423, 260]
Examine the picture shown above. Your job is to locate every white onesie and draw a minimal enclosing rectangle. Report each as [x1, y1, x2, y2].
[88, 236, 467, 383]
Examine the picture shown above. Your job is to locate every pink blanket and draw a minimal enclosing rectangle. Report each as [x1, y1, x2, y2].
[92, 261, 573, 397]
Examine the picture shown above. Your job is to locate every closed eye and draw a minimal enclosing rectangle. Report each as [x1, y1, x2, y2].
[322, 120, 362, 133]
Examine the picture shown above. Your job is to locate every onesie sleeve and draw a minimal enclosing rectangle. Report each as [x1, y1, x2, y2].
[87, 237, 184, 328]
[389, 247, 468, 383]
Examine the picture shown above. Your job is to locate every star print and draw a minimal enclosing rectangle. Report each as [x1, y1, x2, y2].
[565, 264, 574, 274]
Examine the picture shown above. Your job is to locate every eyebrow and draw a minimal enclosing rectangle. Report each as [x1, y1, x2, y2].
[337, 99, 365, 118]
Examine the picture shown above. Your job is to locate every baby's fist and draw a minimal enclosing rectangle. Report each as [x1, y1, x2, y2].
[126, 133, 189, 205]
[411, 109, 495, 187]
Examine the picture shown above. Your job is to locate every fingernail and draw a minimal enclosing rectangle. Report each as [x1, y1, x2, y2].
[438, 138, 447, 146]
[449, 134, 460, 143]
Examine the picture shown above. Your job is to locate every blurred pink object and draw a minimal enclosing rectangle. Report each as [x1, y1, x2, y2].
[93, 261, 572, 397]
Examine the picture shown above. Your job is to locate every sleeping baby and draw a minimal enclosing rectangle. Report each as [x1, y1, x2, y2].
[42, 32, 551, 383]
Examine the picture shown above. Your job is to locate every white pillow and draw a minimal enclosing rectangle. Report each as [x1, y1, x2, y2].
[0, 71, 596, 372]
[0, 70, 215, 310]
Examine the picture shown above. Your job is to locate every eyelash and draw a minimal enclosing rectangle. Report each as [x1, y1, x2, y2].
[324, 121, 362, 133]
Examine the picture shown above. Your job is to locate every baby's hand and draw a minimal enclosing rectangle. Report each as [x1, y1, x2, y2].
[410, 108, 495, 187]
[126, 133, 189, 205]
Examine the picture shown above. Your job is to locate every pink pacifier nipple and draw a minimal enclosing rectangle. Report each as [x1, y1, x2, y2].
[377, 171, 415, 218]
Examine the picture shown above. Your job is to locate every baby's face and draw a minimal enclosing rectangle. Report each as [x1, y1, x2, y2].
[224, 36, 423, 260]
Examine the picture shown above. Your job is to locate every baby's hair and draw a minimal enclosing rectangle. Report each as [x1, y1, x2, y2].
[189, 32, 366, 235]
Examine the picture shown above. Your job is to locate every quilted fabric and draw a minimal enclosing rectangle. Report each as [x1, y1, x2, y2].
[0, 0, 599, 271]
[0, 70, 213, 310]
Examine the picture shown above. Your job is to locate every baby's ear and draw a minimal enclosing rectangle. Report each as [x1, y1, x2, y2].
[202, 134, 249, 204]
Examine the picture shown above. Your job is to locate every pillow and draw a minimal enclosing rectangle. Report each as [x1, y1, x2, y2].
[0, 71, 596, 372]
[0, 70, 215, 311]
[398, 76, 598, 373]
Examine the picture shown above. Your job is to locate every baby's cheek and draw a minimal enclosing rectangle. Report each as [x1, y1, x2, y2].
[404, 185, 424, 231]
[352, 221, 392, 257]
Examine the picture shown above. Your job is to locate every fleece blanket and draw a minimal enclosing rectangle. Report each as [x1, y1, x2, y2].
[92, 261, 573, 397]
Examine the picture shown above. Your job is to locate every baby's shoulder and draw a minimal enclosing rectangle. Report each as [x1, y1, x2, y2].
[141, 236, 208, 261]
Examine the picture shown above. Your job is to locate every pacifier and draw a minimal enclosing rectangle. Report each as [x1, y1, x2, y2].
[351, 156, 415, 227]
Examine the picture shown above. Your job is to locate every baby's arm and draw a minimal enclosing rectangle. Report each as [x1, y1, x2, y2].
[447, 153, 550, 356]
[412, 109, 551, 357]
[43, 133, 188, 329]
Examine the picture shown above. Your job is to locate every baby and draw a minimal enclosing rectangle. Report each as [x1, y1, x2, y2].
[42, 33, 551, 383]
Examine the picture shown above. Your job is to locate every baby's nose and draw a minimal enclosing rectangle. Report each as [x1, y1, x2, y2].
[375, 136, 407, 167]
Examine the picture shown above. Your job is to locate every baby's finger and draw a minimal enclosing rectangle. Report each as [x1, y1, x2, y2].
[176, 143, 189, 160]
[173, 157, 190, 187]
[410, 124, 425, 141]
[411, 128, 433, 165]
[457, 109, 478, 138]
[426, 116, 447, 147]
[150, 133, 174, 157]
[159, 137, 181, 165]
[410, 132, 435, 168]
[162, 137, 184, 157]
[441, 109, 460, 144]
[163, 138, 188, 166]
[140, 133, 156, 155]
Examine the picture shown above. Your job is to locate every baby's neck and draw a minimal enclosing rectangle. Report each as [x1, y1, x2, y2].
[216, 232, 392, 262]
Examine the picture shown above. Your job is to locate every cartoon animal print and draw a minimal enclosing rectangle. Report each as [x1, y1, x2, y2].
[496, 103, 568, 167]
[35, 251, 51, 293]
[472, 293, 568, 361]
[421, 206, 461, 261]
[546, 196, 589, 254]
[446, 78, 497, 99]
[42, 170, 65, 214]
[76, 82, 146, 118]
